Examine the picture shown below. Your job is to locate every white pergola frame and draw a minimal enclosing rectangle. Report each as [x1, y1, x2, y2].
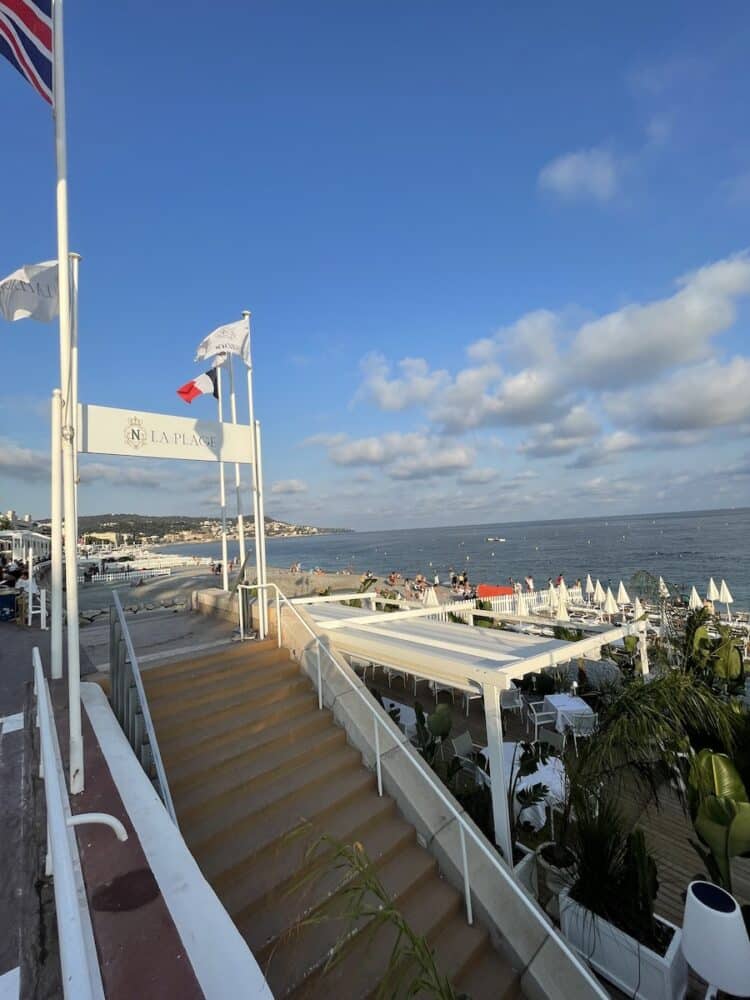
[297, 594, 649, 863]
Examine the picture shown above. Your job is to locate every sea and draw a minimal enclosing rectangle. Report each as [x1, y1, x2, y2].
[157, 507, 750, 608]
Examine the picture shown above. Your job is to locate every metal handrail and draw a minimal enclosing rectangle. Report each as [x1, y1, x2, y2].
[32, 647, 107, 1000]
[110, 590, 177, 824]
[237, 583, 607, 993]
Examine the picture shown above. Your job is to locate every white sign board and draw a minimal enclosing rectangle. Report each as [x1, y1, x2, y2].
[77, 404, 254, 464]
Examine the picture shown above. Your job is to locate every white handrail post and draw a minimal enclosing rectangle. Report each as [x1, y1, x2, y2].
[276, 588, 281, 648]
[50, 389, 63, 678]
[316, 642, 322, 709]
[482, 681, 514, 863]
[238, 585, 245, 640]
[374, 718, 382, 796]
[253, 419, 268, 637]
[458, 824, 473, 925]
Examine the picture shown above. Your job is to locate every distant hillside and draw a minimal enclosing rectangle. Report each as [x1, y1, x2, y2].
[68, 513, 350, 538]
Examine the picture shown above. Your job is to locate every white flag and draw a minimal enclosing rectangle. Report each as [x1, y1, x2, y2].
[0, 261, 59, 322]
[194, 317, 250, 365]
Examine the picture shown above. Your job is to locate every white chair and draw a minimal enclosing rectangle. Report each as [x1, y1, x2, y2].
[463, 688, 483, 716]
[385, 665, 408, 688]
[561, 711, 598, 755]
[500, 686, 523, 721]
[527, 701, 556, 741]
[451, 731, 476, 759]
[537, 726, 566, 754]
[431, 681, 455, 704]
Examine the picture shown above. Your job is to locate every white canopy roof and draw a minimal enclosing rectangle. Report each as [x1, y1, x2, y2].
[304, 601, 632, 690]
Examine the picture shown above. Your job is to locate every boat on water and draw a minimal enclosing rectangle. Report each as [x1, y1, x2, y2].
[486, 536, 506, 542]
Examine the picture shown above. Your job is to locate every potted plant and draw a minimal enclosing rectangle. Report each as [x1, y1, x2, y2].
[559, 794, 687, 1000]
[687, 748, 750, 894]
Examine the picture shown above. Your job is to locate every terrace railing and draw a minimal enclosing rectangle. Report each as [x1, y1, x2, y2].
[32, 647, 127, 999]
[236, 582, 607, 998]
[109, 590, 177, 823]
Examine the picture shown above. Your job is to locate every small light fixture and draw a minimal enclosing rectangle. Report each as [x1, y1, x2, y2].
[682, 880, 750, 998]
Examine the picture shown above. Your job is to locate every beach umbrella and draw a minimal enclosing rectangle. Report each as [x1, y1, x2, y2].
[515, 589, 528, 616]
[424, 586, 440, 608]
[633, 596, 644, 621]
[706, 578, 720, 602]
[556, 599, 570, 623]
[616, 581, 631, 606]
[558, 578, 569, 608]
[547, 581, 558, 615]
[585, 574, 594, 603]
[719, 580, 733, 621]
[593, 579, 606, 605]
[658, 576, 670, 599]
[688, 586, 702, 611]
[603, 587, 618, 617]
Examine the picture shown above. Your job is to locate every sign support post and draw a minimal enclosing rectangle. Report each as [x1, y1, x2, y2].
[216, 366, 229, 591]
[50, 389, 63, 679]
[228, 355, 246, 570]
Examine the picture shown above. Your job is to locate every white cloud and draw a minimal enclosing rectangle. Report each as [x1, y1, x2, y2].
[568, 252, 750, 387]
[458, 467, 498, 485]
[538, 147, 620, 202]
[270, 479, 308, 495]
[629, 357, 750, 431]
[433, 365, 563, 432]
[357, 353, 449, 411]
[389, 444, 475, 480]
[79, 462, 164, 488]
[567, 431, 640, 469]
[467, 310, 560, 365]
[518, 405, 599, 458]
[328, 432, 428, 466]
[0, 438, 49, 483]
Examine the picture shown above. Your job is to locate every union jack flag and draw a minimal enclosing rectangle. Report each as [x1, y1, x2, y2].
[0, 0, 53, 104]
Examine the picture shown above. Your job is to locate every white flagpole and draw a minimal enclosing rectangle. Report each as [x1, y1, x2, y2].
[228, 355, 246, 570]
[70, 252, 80, 545]
[253, 419, 268, 638]
[53, 0, 83, 793]
[243, 311, 264, 606]
[50, 389, 63, 678]
[216, 366, 229, 591]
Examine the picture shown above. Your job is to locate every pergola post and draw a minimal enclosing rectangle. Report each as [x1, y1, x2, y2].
[638, 618, 650, 675]
[482, 681, 514, 865]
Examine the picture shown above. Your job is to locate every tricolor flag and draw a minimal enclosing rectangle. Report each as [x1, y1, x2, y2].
[176, 368, 219, 404]
[0, 1, 53, 105]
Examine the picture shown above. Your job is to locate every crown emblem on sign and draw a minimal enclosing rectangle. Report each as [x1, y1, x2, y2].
[124, 415, 146, 450]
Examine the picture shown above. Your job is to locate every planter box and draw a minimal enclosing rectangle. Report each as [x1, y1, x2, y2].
[513, 844, 538, 897]
[559, 889, 687, 1000]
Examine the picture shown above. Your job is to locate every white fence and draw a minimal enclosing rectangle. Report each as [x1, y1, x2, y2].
[77, 567, 172, 584]
[424, 598, 478, 624]
[486, 586, 583, 614]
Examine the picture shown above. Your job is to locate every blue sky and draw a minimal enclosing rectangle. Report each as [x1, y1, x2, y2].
[1, 1, 750, 530]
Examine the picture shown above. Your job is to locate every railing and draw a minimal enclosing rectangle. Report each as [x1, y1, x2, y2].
[109, 590, 177, 824]
[78, 567, 172, 584]
[486, 586, 584, 614]
[32, 647, 128, 999]
[237, 581, 606, 998]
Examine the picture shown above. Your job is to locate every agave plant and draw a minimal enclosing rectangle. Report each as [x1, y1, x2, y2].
[688, 748, 750, 894]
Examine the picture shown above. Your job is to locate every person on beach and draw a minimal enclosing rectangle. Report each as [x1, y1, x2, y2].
[434, 572, 440, 586]
[525, 574, 534, 591]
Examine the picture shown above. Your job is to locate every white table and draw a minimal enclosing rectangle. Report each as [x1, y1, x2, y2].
[479, 741, 566, 831]
[543, 693, 594, 734]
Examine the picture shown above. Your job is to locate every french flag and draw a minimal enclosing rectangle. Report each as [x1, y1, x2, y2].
[176, 368, 219, 404]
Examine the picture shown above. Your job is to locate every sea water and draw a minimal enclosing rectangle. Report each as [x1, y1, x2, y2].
[158, 507, 750, 606]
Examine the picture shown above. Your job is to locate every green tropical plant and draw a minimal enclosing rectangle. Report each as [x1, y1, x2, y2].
[283, 833, 466, 999]
[569, 793, 663, 951]
[711, 625, 743, 681]
[687, 748, 750, 893]
[507, 741, 551, 847]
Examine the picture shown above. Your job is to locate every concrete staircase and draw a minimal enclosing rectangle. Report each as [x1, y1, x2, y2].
[142, 639, 523, 999]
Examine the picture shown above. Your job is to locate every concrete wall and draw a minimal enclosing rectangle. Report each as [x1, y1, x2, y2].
[277, 602, 606, 1000]
[192, 587, 238, 623]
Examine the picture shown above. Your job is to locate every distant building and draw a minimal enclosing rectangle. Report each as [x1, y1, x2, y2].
[22, 513, 32, 523]
[6, 510, 17, 523]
